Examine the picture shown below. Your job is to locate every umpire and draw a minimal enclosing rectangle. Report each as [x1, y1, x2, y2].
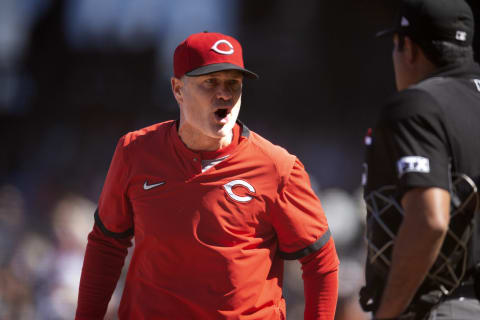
[360, 0, 480, 319]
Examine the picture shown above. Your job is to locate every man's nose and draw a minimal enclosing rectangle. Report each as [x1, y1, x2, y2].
[215, 82, 233, 100]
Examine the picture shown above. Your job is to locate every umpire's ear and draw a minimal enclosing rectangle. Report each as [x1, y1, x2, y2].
[403, 36, 420, 65]
[171, 77, 184, 105]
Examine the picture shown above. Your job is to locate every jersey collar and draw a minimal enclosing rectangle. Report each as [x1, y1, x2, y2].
[171, 120, 250, 161]
[427, 61, 480, 80]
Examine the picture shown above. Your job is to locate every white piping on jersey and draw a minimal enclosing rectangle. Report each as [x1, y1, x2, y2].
[201, 155, 230, 173]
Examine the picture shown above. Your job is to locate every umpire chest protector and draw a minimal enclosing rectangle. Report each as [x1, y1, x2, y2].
[360, 62, 480, 313]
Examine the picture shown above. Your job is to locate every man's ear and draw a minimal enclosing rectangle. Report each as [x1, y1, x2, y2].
[171, 77, 184, 104]
[403, 36, 420, 65]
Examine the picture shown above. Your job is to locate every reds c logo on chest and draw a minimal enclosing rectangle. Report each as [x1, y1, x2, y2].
[223, 179, 256, 203]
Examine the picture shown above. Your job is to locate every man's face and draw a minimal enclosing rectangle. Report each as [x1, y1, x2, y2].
[174, 70, 243, 142]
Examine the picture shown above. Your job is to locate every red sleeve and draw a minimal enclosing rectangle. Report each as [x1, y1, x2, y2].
[300, 237, 339, 320]
[75, 225, 132, 320]
[97, 135, 134, 235]
[272, 158, 329, 256]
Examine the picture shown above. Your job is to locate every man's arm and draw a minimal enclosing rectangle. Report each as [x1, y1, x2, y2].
[270, 157, 339, 319]
[374, 187, 450, 318]
[75, 225, 132, 320]
[301, 237, 339, 320]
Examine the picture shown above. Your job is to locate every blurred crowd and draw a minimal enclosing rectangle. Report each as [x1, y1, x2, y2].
[0, 188, 96, 319]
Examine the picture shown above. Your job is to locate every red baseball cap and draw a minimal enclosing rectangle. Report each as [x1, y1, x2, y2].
[173, 31, 259, 79]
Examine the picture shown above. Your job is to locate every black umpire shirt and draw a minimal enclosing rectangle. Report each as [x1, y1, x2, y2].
[362, 61, 480, 306]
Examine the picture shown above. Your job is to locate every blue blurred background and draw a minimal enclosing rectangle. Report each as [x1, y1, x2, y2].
[0, 0, 479, 319]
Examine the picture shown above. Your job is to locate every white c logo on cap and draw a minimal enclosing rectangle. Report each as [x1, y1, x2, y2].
[223, 179, 255, 203]
[211, 39, 234, 55]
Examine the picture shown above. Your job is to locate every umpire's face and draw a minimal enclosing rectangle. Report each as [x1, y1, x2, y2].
[171, 70, 243, 149]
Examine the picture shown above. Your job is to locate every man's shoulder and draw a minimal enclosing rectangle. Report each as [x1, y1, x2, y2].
[120, 120, 174, 148]
[245, 129, 297, 172]
[412, 75, 463, 95]
[248, 130, 293, 157]
[379, 86, 440, 123]
[382, 65, 480, 123]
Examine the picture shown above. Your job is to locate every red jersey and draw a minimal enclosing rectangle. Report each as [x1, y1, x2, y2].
[77, 120, 338, 319]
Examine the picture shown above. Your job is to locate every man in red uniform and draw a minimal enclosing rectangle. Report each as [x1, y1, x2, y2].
[76, 31, 339, 320]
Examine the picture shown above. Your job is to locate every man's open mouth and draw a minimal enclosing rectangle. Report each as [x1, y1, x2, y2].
[215, 108, 228, 119]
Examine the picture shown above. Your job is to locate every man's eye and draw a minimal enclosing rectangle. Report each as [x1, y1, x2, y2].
[228, 81, 241, 89]
[205, 79, 217, 85]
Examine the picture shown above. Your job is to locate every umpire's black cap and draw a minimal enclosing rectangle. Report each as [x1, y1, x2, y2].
[376, 0, 474, 46]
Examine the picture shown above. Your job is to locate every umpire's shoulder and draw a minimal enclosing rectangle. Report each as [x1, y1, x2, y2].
[379, 86, 440, 124]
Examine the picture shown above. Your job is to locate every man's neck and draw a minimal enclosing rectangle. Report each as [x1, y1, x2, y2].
[415, 52, 438, 83]
[178, 124, 233, 152]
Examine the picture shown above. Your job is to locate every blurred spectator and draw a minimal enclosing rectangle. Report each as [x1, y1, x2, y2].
[320, 188, 363, 253]
[0, 185, 26, 265]
[8, 232, 54, 319]
[36, 194, 95, 319]
[336, 259, 369, 320]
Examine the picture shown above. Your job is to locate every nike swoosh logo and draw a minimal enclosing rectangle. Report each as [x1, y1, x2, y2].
[143, 180, 165, 190]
